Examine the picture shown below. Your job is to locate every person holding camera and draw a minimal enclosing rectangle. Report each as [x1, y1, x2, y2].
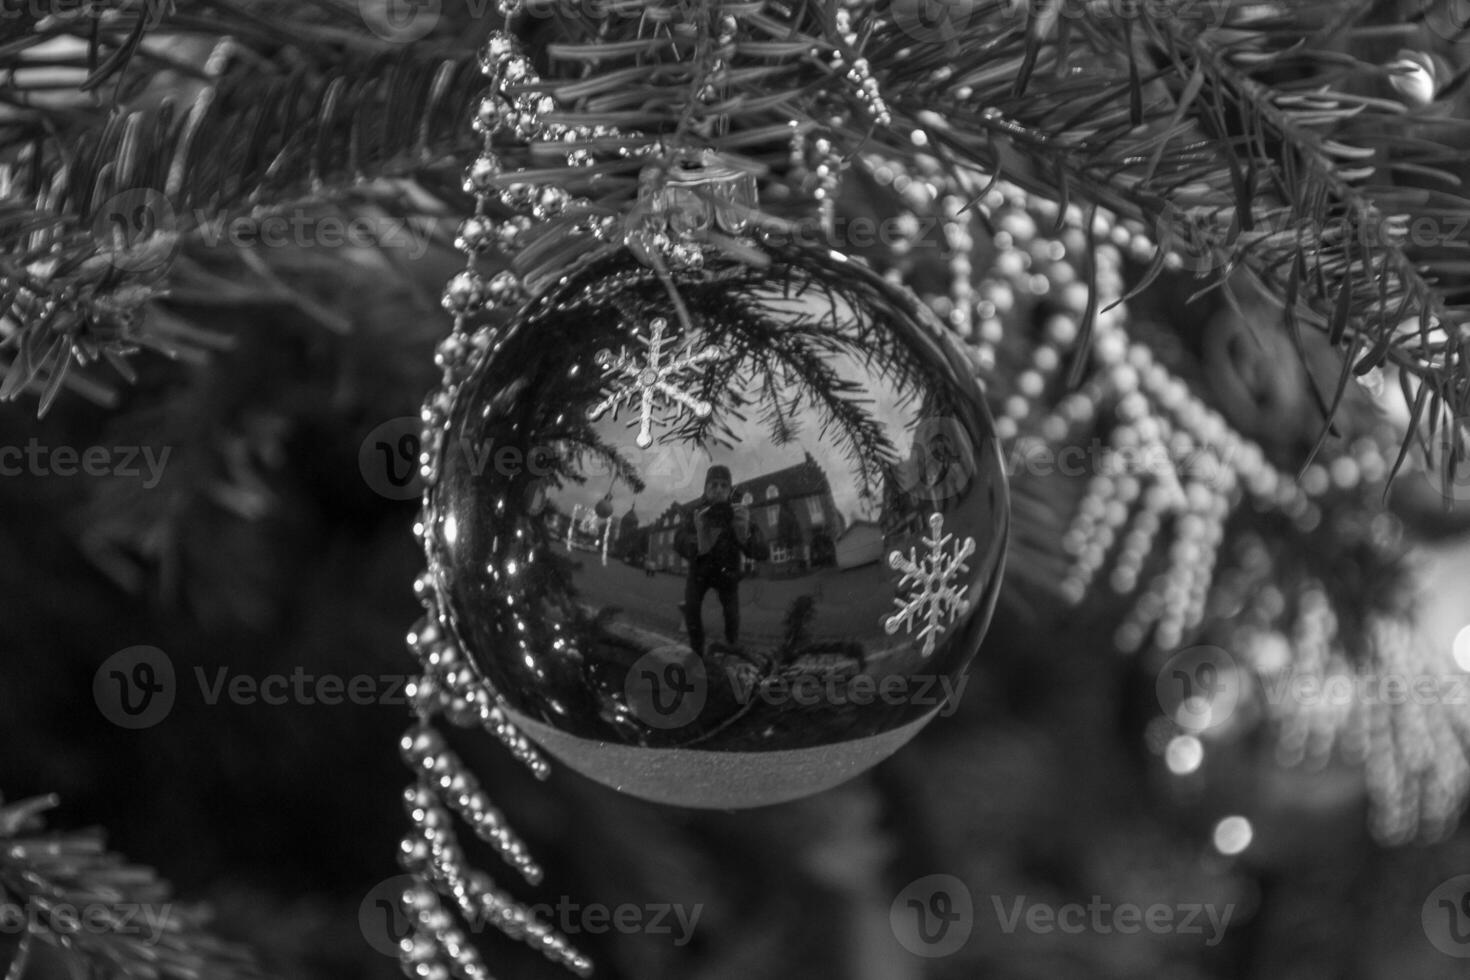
[674, 465, 769, 656]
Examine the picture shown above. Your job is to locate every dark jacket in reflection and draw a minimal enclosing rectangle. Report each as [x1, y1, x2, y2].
[674, 504, 770, 653]
[674, 504, 770, 584]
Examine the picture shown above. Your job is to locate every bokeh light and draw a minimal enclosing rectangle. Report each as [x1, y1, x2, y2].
[1213, 815, 1254, 856]
[1165, 734, 1204, 775]
[1453, 624, 1470, 673]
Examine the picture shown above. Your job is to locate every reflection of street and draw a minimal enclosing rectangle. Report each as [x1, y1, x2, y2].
[580, 603, 942, 751]
[568, 557, 898, 653]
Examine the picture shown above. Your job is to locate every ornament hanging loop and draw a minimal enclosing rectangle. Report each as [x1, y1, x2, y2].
[624, 149, 764, 271]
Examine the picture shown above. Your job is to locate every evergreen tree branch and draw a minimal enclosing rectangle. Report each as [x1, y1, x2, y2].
[5, 0, 1470, 488]
[0, 43, 480, 413]
[0, 793, 262, 980]
[867, 0, 1470, 479]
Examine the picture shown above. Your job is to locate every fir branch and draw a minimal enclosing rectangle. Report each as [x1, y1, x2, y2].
[868, 0, 1470, 482]
[0, 793, 262, 980]
[0, 44, 481, 413]
[9, 0, 1470, 490]
[1171, 23, 1470, 475]
[0, 0, 386, 111]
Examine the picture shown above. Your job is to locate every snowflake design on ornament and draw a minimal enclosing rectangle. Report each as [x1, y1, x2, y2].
[884, 512, 976, 657]
[586, 316, 722, 448]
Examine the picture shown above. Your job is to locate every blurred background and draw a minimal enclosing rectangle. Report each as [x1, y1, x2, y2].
[4, 2, 1470, 979]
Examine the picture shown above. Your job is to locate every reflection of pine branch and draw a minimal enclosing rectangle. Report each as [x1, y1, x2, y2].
[516, 344, 650, 496]
[757, 366, 804, 446]
[762, 327, 898, 502]
[666, 325, 753, 451]
[0, 42, 486, 412]
[774, 256, 933, 414]
[669, 293, 901, 501]
[559, 434, 646, 495]
[552, 248, 946, 506]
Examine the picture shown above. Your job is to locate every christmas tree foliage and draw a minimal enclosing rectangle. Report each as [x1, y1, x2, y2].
[4, 1, 1470, 979]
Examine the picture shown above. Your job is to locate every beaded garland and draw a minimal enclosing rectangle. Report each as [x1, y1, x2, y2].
[398, 27, 596, 980]
[866, 156, 1465, 845]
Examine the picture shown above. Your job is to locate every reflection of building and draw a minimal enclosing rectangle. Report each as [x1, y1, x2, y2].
[644, 452, 844, 574]
[616, 503, 647, 563]
[835, 520, 883, 569]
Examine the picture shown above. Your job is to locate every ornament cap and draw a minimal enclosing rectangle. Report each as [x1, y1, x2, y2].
[630, 149, 760, 266]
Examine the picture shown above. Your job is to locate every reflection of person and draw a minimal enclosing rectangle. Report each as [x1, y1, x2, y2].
[674, 465, 769, 655]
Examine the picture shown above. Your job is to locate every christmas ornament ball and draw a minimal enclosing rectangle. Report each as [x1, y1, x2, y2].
[424, 238, 1008, 808]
